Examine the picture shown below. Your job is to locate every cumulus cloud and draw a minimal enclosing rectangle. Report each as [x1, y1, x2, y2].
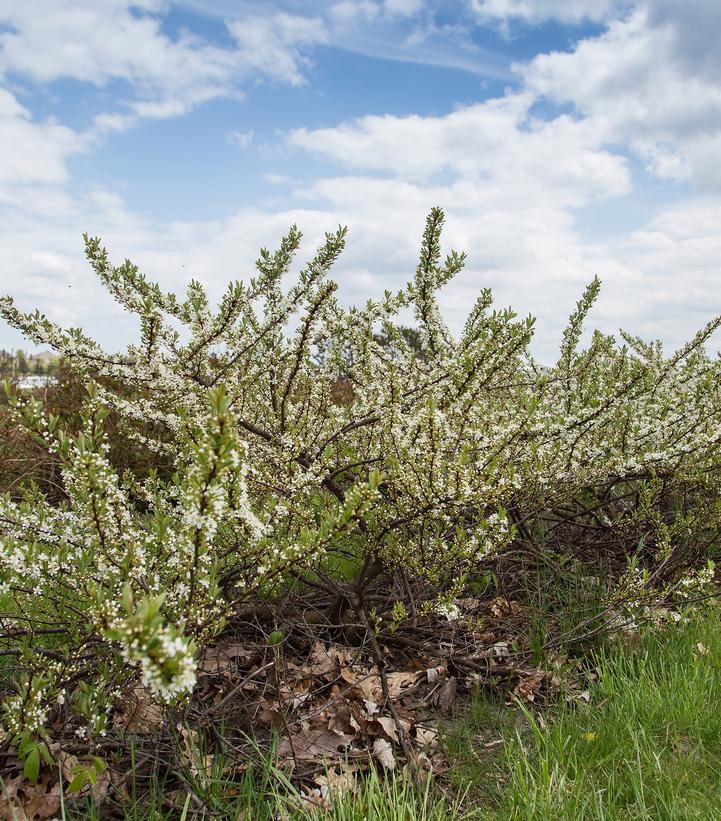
[0, 1, 326, 126]
[384, 0, 425, 16]
[0, 89, 84, 186]
[645, 0, 721, 75]
[288, 95, 631, 206]
[225, 12, 327, 87]
[521, 8, 721, 191]
[227, 129, 254, 149]
[8, 163, 714, 364]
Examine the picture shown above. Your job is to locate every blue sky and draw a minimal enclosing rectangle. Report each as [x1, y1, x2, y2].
[1, 0, 721, 361]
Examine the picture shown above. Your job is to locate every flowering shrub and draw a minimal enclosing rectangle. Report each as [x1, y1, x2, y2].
[1, 208, 720, 749]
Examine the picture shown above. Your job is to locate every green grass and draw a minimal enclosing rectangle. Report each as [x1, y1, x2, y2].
[64, 763, 466, 820]
[468, 608, 721, 820]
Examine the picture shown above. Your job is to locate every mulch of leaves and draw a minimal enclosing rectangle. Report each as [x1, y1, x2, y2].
[0, 596, 592, 817]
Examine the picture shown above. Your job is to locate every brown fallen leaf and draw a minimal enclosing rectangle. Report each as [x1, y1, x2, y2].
[483, 641, 510, 659]
[373, 738, 396, 770]
[201, 644, 257, 674]
[426, 666, 446, 684]
[437, 676, 457, 714]
[313, 768, 356, 801]
[308, 642, 350, 680]
[363, 697, 381, 716]
[513, 671, 546, 702]
[177, 724, 214, 777]
[327, 705, 362, 736]
[57, 751, 78, 784]
[386, 671, 421, 698]
[489, 597, 522, 618]
[356, 673, 382, 703]
[0, 773, 61, 821]
[416, 727, 439, 749]
[278, 728, 354, 762]
[257, 700, 285, 729]
[114, 686, 163, 731]
[356, 668, 420, 703]
[372, 715, 399, 742]
[340, 667, 359, 686]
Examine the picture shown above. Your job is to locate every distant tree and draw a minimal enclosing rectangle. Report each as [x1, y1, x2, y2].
[15, 349, 28, 375]
[0, 350, 11, 379]
[373, 324, 426, 362]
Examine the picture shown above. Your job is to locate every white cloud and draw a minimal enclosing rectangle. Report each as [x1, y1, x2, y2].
[468, 0, 618, 25]
[225, 13, 327, 87]
[0, 89, 84, 186]
[227, 129, 254, 149]
[288, 94, 631, 206]
[265, 173, 294, 185]
[2, 0, 721, 368]
[521, 8, 721, 190]
[645, 0, 721, 75]
[1, 156, 719, 364]
[329, 1, 381, 25]
[178, 0, 512, 79]
[0, 1, 326, 127]
[383, 0, 425, 17]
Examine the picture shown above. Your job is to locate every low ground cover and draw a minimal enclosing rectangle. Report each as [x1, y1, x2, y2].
[7, 606, 715, 818]
[448, 608, 721, 820]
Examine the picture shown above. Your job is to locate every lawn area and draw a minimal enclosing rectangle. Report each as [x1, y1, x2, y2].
[450, 608, 721, 820]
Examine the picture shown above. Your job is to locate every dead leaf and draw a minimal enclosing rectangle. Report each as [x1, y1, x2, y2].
[313, 768, 355, 801]
[308, 642, 349, 680]
[278, 728, 354, 762]
[386, 670, 420, 698]
[327, 706, 362, 736]
[177, 724, 214, 777]
[114, 687, 163, 731]
[340, 667, 359, 686]
[363, 698, 381, 716]
[373, 716, 399, 742]
[0, 773, 61, 821]
[513, 671, 546, 702]
[296, 788, 325, 810]
[437, 676, 457, 714]
[426, 666, 446, 684]
[201, 644, 256, 674]
[257, 701, 285, 729]
[373, 738, 396, 770]
[416, 727, 439, 749]
[57, 751, 78, 784]
[489, 597, 521, 617]
[485, 641, 510, 659]
[356, 673, 383, 703]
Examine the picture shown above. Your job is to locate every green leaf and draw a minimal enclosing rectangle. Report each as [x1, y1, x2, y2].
[39, 742, 53, 766]
[267, 630, 284, 647]
[68, 771, 86, 793]
[23, 746, 40, 783]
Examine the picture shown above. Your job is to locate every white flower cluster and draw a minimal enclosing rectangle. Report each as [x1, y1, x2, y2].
[435, 600, 461, 621]
[116, 619, 197, 703]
